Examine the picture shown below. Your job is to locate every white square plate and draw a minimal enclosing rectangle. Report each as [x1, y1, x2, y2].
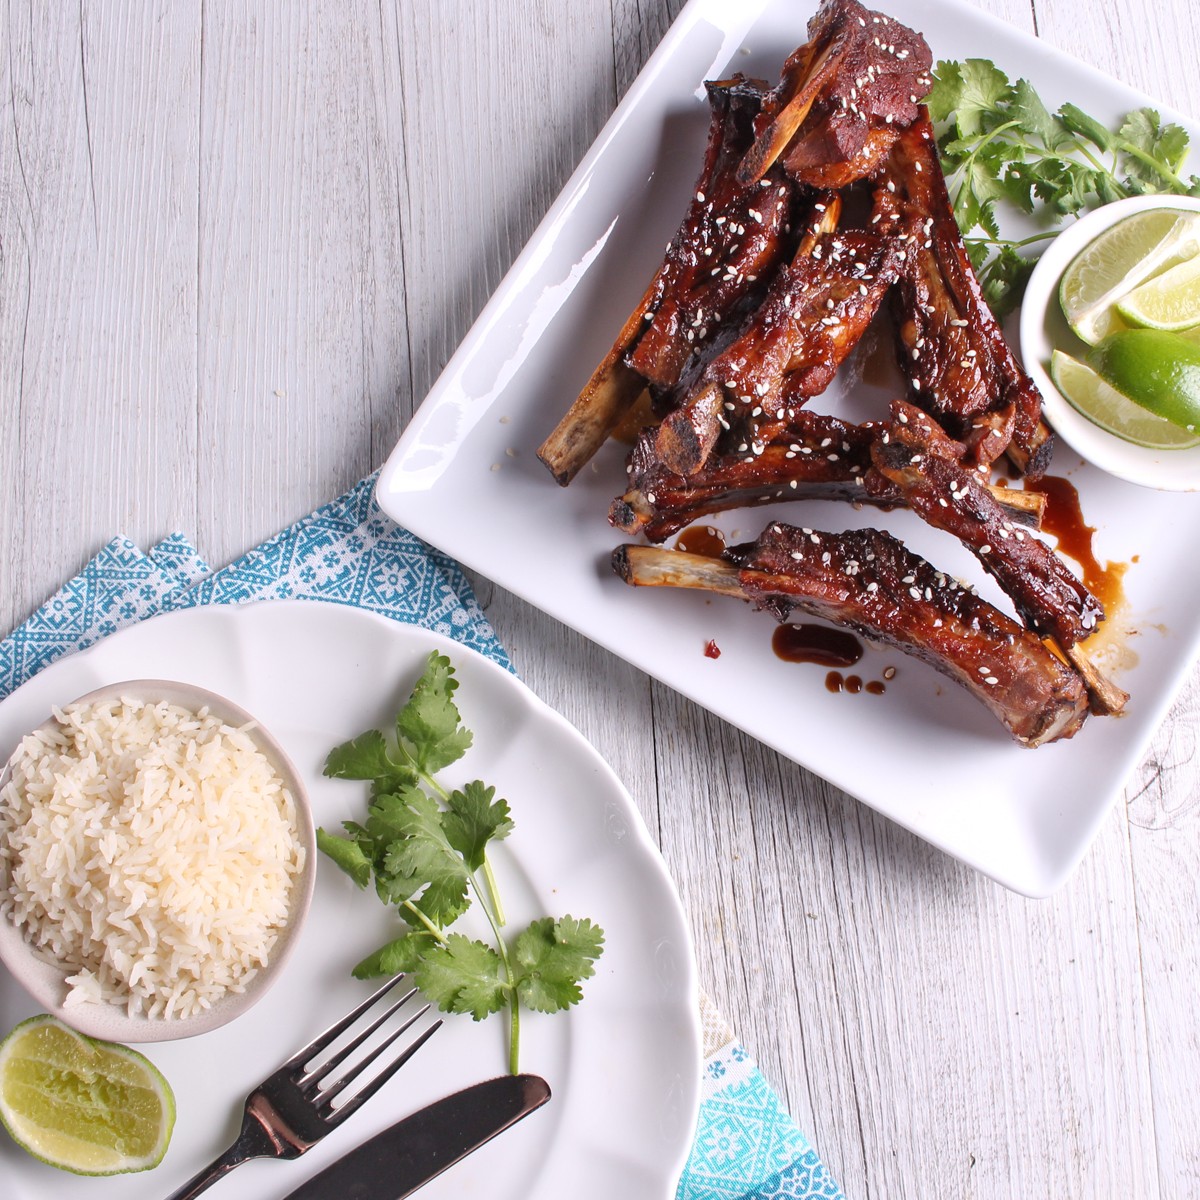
[377, 0, 1200, 897]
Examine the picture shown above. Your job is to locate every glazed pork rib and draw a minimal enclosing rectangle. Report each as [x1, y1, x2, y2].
[611, 408, 1044, 542]
[871, 400, 1128, 713]
[613, 523, 1091, 747]
[614, 411, 881, 539]
[538, 76, 794, 485]
[871, 401, 1102, 649]
[875, 112, 1053, 477]
[739, 0, 933, 189]
[653, 222, 906, 477]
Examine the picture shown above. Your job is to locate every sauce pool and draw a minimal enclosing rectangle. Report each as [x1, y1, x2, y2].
[772, 623, 864, 667]
[676, 525, 727, 558]
[1023, 474, 1128, 616]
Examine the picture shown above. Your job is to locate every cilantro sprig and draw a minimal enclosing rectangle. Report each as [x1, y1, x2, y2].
[317, 652, 605, 1074]
[926, 59, 1200, 315]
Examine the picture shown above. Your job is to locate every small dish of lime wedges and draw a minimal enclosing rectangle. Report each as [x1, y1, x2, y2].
[1020, 194, 1200, 490]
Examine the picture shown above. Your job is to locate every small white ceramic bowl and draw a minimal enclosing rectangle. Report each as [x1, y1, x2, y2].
[0, 680, 316, 1044]
[1019, 194, 1200, 491]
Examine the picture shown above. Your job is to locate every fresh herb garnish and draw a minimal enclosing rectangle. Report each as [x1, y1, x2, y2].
[317, 652, 605, 1074]
[926, 59, 1200, 315]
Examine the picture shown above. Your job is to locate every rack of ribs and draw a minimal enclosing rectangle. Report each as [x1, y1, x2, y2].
[534, 0, 1124, 744]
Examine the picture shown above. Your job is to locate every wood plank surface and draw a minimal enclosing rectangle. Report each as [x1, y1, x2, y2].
[1, 1, 1197, 1196]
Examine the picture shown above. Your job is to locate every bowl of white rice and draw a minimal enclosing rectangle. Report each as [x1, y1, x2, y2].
[0, 680, 315, 1043]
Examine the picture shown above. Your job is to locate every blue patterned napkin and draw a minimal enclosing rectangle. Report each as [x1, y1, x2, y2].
[0, 475, 842, 1200]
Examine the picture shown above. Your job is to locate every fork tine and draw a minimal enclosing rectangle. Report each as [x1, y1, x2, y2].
[321, 1015, 443, 1126]
[280, 973, 409, 1071]
[300, 985, 420, 1088]
[316, 1000, 433, 1106]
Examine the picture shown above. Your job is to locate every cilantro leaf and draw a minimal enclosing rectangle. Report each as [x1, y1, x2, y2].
[379, 789, 471, 925]
[415, 935, 508, 1020]
[442, 781, 514, 873]
[324, 730, 416, 793]
[1011, 78, 1069, 151]
[352, 930, 438, 978]
[943, 58, 1012, 138]
[1120, 109, 1187, 170]
[513, 916, 606, 1014]
[1058, 102, 1115, 154]
[396, 652, 473, 775]
[315, 827, 373, 888]
[977, 244, 1035, 317]
[923, 59, 964, 126]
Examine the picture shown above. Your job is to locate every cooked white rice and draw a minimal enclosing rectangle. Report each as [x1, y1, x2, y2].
[0, 696, 306, 1019]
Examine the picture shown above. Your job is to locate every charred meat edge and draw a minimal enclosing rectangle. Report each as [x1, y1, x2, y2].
[739, 0, 933, 188]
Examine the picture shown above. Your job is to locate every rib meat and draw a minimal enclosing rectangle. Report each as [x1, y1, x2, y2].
[739, 0, 933, 188]
[538, 76, 794, 485]
[875, 112, 1053, 477]
[654, 225, 906, 476]
[871, 400, 1103, 649]
[613, 411, 883, 540]
[612, 406, 1045, 543]
[613, 524, 1090, 747]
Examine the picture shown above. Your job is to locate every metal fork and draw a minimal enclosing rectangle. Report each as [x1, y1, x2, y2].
[163, 975, 442, 1200]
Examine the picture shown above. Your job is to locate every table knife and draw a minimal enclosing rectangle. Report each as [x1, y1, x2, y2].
[280, 1073, 551, 1200]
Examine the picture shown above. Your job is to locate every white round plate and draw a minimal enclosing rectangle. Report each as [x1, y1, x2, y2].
[1019, 194, 1200, 491]
[0, 601, 701, 1200]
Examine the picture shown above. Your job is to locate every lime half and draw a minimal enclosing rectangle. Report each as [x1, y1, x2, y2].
[1058, 209, 1200, 344]
[1050, 350, 1200, 449]
[1115, 253, 1200, 331]
[0, 1015, 175, 1175]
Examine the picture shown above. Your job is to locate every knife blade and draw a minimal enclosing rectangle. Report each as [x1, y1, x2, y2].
[279, 1074, 552, 1200]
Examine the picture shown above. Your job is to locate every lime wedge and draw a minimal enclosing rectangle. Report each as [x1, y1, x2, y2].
[1086, 329, 1200, 434]
[1058, 209, 1200, 345]
[1115, 253, 1200, 330]
[1050, 349, 1200, 449]
[0, 1016, 175, 1175]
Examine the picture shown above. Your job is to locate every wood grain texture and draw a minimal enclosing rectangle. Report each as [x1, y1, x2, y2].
[1, 0, 1198, 1196]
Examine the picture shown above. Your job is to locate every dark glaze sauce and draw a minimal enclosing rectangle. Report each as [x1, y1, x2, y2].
[826, 671, 886, 695]
[676, 525, 727, 558]
[773, 623, 863, 667]
[1023, 474, 1128, 617]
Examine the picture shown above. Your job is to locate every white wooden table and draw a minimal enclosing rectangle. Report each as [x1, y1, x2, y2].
[2, 2, 1198, 1196]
